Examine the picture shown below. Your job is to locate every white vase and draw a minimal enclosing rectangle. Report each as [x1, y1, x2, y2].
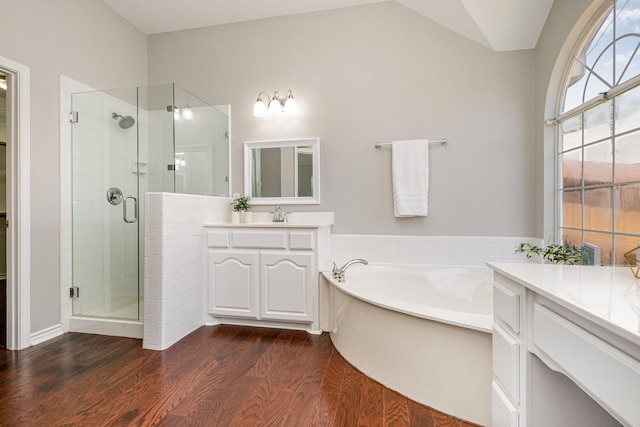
[231, 211, 240, 224]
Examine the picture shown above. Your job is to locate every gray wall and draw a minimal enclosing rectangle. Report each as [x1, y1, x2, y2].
[0, 0, 148, 332]
[148, 2, 536, 236]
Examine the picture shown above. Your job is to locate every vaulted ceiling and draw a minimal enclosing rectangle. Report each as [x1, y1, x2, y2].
[101, 0, 555, 51]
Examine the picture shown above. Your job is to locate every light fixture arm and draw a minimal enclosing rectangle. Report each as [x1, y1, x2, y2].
[271, 91, 281, 105]
[256, 91, 270, 104]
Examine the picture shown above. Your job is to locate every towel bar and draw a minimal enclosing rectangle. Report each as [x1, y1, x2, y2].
[374, 138, 448, 149]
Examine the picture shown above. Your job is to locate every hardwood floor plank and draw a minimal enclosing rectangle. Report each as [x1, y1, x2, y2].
[333, 363, 363, 426]
[178, 377, 261, 427]
[308, 390, 341, 427]
[320, 349, 348, 395]
[281, 335, 335, 426]
[384, 388, 410, 427]
[263, 330, 315, 391]
[0, 326, 481, 427]
[359, 415, 385, 426]
[360, 372, 384, 419]
[407, 400, 435, 427]
[430, 410, 481, 427]
[128, 360, 220, 426]
[230, 370, 294, 426]
[245, 329, 295, 378]
[207, 327, 278, 389]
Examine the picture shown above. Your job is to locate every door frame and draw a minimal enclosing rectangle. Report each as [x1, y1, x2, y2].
[0, 55, 31, 350]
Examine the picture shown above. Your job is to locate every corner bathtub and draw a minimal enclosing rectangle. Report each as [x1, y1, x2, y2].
[322, 264, 493, 426]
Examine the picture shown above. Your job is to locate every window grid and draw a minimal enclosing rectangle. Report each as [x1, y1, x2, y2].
[558, 0, 640, 265]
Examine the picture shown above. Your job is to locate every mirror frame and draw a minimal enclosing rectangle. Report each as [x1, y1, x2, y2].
[244, 137, 320, 205]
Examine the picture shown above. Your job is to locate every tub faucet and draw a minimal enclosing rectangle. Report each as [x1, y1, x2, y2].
[272, 206, 289, 222]
[332, 259, 368, 282]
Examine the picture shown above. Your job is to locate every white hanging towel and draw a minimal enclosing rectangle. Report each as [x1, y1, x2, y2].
[392, 139, 429, 217]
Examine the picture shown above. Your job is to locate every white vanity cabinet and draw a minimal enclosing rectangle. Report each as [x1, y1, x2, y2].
[204, 221, 331, 333]
[489, 262, 640, 427]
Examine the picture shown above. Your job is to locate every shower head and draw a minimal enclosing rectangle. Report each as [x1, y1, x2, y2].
[112, 112, 135, 129]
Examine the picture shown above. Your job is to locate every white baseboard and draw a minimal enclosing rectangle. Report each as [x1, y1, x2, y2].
[69, 317, 143, 339]
[30, 324, 64, 346]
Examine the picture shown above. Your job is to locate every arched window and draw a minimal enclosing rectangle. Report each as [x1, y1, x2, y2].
[557, 0, 640, 265]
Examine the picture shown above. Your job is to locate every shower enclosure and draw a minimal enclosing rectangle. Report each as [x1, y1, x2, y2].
[70, 83, 229, 322]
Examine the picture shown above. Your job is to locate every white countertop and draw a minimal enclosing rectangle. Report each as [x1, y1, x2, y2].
[204, 221, 333, 228]
[204, 211, 334, 228]
[488, 262, 640, 346]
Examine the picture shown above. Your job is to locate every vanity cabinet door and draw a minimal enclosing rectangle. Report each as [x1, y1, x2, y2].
[208, 251, 259, 319]
[260, 252, 314, 323]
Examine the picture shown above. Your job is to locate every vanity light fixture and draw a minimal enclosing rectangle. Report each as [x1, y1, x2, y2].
[253, 90, 298, 117]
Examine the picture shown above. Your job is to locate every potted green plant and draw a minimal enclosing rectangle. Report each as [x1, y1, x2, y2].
[515, 240, 582, 265]
[230, 196, 252, 223]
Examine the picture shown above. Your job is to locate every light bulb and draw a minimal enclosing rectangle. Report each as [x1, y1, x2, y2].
[253, 100, 267, 117]
[284, 96, 298, 115]
[268, 97, 282, 115]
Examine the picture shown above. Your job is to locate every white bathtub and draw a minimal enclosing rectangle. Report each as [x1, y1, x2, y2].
[322, 264, 493, 426]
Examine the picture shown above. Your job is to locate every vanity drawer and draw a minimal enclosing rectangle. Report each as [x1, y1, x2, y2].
[492, 381, 519, 427]
[533, 303, 640, 427]
[493, 279, 521, 333]
[207, 231, 230, 248]
[289, 231, 315, 250]
[493, 323, 520, 403]
[231, 230, 287, 249]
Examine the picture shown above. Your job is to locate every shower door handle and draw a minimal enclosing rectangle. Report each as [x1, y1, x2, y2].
[123, 195, 138, 223]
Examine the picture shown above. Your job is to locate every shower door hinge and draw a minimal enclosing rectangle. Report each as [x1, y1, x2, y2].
[69, 286, 80, 298]
[69, 111, 79, 123]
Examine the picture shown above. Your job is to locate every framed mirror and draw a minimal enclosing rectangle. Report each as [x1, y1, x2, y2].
[244, 138, 320, 205]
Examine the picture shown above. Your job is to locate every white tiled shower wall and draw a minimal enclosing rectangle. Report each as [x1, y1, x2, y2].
[143, 192, 229, 351]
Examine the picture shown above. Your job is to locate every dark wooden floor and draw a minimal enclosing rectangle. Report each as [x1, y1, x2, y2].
[0, 325, 480, 426]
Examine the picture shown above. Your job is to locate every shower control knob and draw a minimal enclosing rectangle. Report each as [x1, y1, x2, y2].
[106, 187, 123, 205]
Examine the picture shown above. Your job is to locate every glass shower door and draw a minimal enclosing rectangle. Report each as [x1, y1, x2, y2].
[71, 88, 140, 321]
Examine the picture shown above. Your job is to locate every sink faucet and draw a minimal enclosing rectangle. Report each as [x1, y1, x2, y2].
[332, 259, 368, 282]
[272, 205, 289, 222]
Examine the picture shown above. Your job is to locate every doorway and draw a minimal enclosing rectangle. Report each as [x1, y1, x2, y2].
[0, 55, 31, 351]
[0, 73, 6, 348]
